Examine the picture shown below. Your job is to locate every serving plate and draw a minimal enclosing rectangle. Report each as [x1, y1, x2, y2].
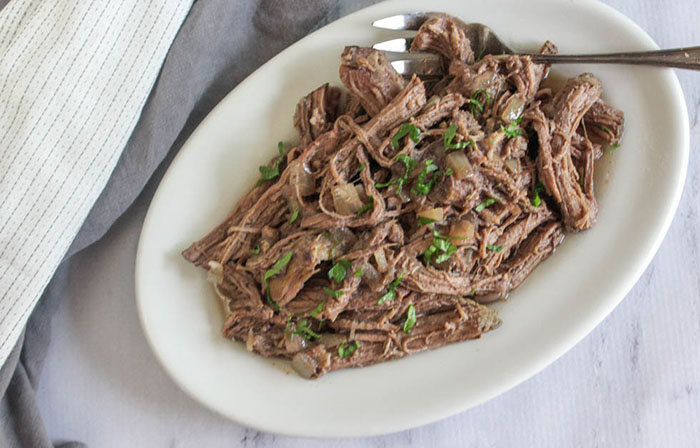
[135, 0, 689, 437]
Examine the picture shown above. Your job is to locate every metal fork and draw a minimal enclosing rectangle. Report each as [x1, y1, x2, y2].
[372, 12, 700, 77]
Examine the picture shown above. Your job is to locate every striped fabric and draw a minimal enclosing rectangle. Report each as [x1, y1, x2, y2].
[0, 0, 192, 367]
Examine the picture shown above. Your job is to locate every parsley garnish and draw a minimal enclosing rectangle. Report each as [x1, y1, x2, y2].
[292, 319, 321, 340]
[251, 244, 261, 255]
[469, 89, 491, 116]
[289, 207, 300, 224]
[532, 182, 545, 207]
[357, 196, 374, 216]
[417, 216, 436, 226]
[353, 266, 363, 277]
[338, 340, 360, 358]
[609, 143, 620, 154]
[470, 286, 477, 296]
[375, 154, 416, 194]
[474, 197, 498, 212]
[501, 116, 523, 138]
[264, 251, 293, 285]
[323, 287, 345, 298]
[487, 244, 503, 252]
[391, 123, 421, 149]
[411, 159, 439, 195]
[256, 141, 286, 186]
[328, 259, 351, 283]
[445, 168, 453, 176]
[377, 273, 404, 305]
[424, 232, 467, 265]
[403, 304, 416, 333]
[444, 123, 472, 151]
[598, 125, 612, 134]
[266, 290, 281, 311]
[359, 162, 366, 173]
[310, 300, 325, 317]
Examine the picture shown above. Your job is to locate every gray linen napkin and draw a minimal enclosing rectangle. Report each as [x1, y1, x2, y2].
[0, 0, 380, 446]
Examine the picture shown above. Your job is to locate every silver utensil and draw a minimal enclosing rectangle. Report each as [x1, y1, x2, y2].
[373, 12, 700, 76]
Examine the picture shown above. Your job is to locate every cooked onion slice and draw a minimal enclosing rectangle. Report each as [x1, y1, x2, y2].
[332, 183, 364, 215]
[445, 151, 472, 179]
[417, 207, 444, 222]
[449, 220, 475, 245]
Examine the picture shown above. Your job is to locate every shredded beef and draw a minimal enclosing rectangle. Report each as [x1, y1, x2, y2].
[183, 16, 624, 378]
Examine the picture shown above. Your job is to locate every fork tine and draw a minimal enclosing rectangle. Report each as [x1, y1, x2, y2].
[391, 59, 443, 77]
[372, 12, 441, 31]
[372, 38, 414, 52]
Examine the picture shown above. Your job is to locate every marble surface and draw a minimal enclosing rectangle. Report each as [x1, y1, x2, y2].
[36, 0, 700, 446]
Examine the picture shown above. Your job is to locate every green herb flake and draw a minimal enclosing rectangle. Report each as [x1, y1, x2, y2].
[266, 290, 281, 311]
[328, 260, 351, 283]
[445, 168, 454, 176]
[532, 182, 545, 207]
[501, 116, 524, 139]
[289, 207, 300, 224]
[357, 196, 374, 216]
[417, 216, 436, 226]
[256, 142, 287, 186]
[338, 340, 360, 358]
[424, 231, 465, 265]
[609, 143, 620, 154]
[323, 287, 345, 298]
[598, 125, 612, 134]
[292, 319, 321, 340]
[263, 251, 294, 285]
[403, 304, 417, 334]
[469, 89, 491, 116]
[391, 123, 421, 149]
[251, 244, 261, 255]
[443, 123, 473, 151]
[353, 266, 363, 277]
[474, 197, 498, 212]
[487, 244, 503, 252]
[377, 273, 404, 305]
[359, 162, 366, 173]
[470, 286, 477, 296]
[411, 160, 440, 195]
[376, 154, 416, 194]
[310, 300, 325, 317]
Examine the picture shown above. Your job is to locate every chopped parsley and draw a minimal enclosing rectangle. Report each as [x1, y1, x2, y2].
[418, 216, 436, 226]
[609, 143, 620, 154]
[403, 304, 417, 334]
[338, 340, 360, 358]
[262, 251, 293, 311]
[251, 244, 261, 255]
[411, 159, 439, 195]
[377, 273, 404, 305]
[444, 123, 472, 151]
[391, 123, 421, 149]
[375, 154, 416, 194]
[445, 168, 454, 176]
[289, 206, 300, 224]
[292, 319, 321, 340]
[598, 124, 612, 134]
[487, 244, 503, 252]
[470, 286, 477, 296]
[474, 197, 498, 212]
[256, 141, 286, 186]
[323, 287, 345, 298]
[328, 259, 352, 283]
[501, 116, 524, 138]
[469, 89, 491, 116]
[359, 162, 366, 173]
[353, 266, 363, 277]
[310, 300, 325, 317]
[424, 231, 467, 265]
[532, 182, 545, 207]
[263, 251, 293, 285]
[357, 196, 374, 216]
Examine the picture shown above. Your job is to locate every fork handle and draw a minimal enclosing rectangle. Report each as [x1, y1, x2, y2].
[528, 46, 700, 70]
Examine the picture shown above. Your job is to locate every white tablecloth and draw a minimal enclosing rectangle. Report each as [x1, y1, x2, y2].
[36, 0, 700, 446]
